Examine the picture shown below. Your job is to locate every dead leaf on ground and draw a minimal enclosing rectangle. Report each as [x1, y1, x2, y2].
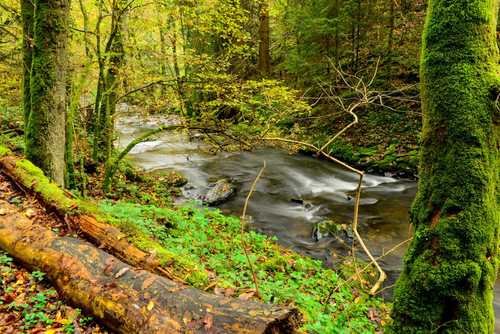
[104, 261, 117, 274]
[147, 248, 157, 262]
[183, 310, 193, 324]
[222, 287, 235, 296]
[186, 318, 204, 331]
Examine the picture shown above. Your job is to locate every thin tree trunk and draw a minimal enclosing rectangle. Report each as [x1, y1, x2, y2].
[20, 0, 33, 133]
[101, 0, 126, 163]
[92, 0, 105, 159]
[25, 0, 71, 185]
[387, 0, 395, 78]
[78, 0, 91, 57]
[389, 0, 500, 332]
[258, 0, 271, 76]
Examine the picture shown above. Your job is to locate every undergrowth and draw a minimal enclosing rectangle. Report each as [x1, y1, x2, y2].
[98, 200, 391, 333]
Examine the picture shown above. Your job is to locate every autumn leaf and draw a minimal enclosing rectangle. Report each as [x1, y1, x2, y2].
[238, 292, 254, 301]
[219, 297, 232, 306]
[183, 310, 193, 324]
[44, 329, 65, 334]
[222, 287, 235, 296]
[141, 277, 156, 291]
[204, 313, 213, 329]
[147, 248, 157, 262]
[147, 300, 155, 311]
[132, 270, 148, 279]
[115, 267, 129, 279]
[104, 261, 116, 274]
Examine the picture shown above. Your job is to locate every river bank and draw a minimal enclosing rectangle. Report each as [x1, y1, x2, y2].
[0, 117, 392, 333]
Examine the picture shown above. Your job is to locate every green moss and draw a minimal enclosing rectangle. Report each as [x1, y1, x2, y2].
[0, 147, 12, 158]
[389, 0, 500, 332]
[127, 233, 210, 289]
[77, 200, 115, 223]
[15, 159, 76, 210]
[258, 255, 288, 271]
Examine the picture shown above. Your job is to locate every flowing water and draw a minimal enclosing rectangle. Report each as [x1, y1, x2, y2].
[116, 111, 500, 331]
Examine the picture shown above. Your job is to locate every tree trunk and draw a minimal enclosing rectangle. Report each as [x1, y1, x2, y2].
[0, 200, 305, 334]
[258, 0, 271, 76]
[24, 0, 70, 185]
[389, 1, 500, 333]
[101, 0, 126, 164]
[386, 0, 394, 78]
[20, 0, 33, 133]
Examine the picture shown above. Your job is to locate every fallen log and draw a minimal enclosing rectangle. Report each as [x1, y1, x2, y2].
[0, 153, 210, 287]
[0, 154, 159, 271]
[0, 200, 305, 333]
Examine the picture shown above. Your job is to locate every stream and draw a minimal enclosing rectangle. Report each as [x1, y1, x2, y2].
[116, 110, 500, 332]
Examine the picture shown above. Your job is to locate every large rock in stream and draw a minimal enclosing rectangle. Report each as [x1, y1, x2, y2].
[202, 179, 237, 206]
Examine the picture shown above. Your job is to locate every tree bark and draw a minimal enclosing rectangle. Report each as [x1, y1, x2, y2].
[389, 0, 500, 333]
[258, 0, 270, 76]
[0, 200, 305, 334]
[24, 0, 70, 185]
[100, 0, 126, 164]
[386, 0, 394, 78]
[20, 0, 33, 133]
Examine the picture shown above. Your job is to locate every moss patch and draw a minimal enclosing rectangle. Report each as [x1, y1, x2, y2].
[0, 147, 12, 158]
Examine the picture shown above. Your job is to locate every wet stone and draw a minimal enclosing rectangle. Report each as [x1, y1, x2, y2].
[202, 179, 237, 206]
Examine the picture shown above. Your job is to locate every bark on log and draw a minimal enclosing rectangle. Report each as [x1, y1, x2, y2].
[0, 200, 305, 333]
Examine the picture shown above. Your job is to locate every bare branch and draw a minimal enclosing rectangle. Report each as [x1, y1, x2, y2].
[241, 161, 267, 297]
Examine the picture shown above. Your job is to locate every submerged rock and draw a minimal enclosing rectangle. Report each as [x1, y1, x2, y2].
[202, 179, 237, 206]
[312, 221, 353, 242]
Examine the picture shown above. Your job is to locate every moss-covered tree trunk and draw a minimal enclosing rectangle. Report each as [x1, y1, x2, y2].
[389, 1, 500, 333]
[21, 0, 34, 132]
[101, 0, 125, 160]
[24, 0, 70, 185]
[93, 0, 125, 164]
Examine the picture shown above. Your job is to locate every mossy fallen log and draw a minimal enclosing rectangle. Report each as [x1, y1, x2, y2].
[0, 153, 214, 287]
[0, 200, 305, 333]
[0, 154, 158, 272]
